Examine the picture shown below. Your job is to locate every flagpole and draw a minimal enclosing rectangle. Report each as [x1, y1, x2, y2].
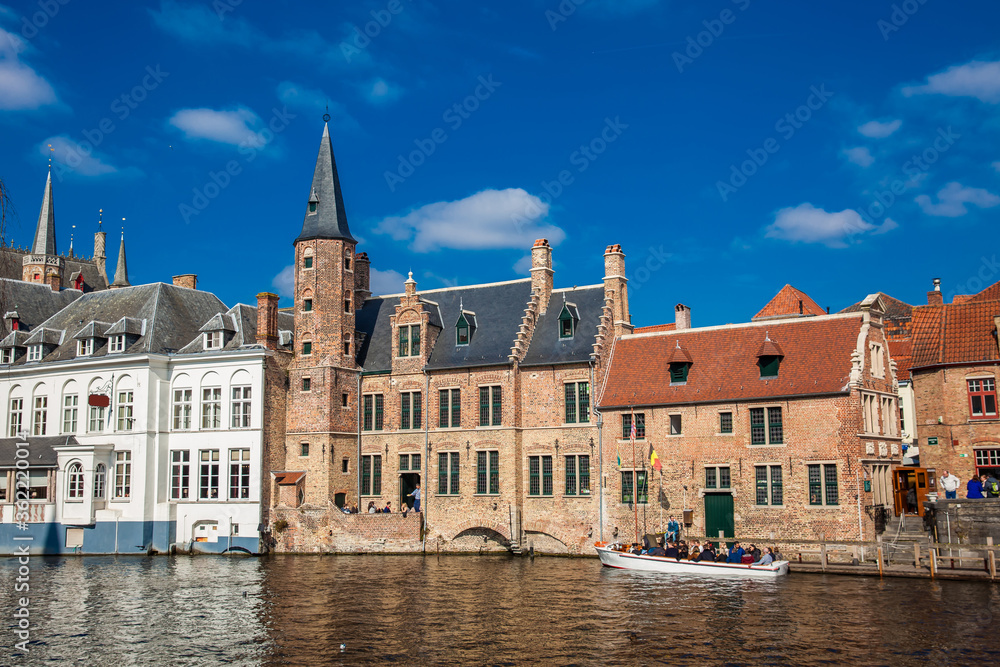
[659, 469, 663, 533]
[631, 407, 638, 547]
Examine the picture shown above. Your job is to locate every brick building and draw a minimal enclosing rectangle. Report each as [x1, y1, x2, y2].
[597, 294, 903, 543]
[268, 123, 631, 553]
[910, 279, 1000, 484]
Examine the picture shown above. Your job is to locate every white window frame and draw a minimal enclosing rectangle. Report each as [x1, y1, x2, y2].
[27, 345, 42, 362]
[32, 396, 47, 436]
[88, 405, 106, 433]
[113, 451, 131, 500]
[0, 348, 13, 364]
[229, 449, 251, 500]
[109, 335, 126, 353]
[172, 389, 192, 430]
[231, 386, 251, 428]
[62, 394, 78, 434]
[77, 339, 94, 357]
[93, 463, 106, 499]
[170, 450, 190, 500]
[67, 462, 85, 500]
[9, 397, 24, 437]
[204, 331, 222, 350]
[199, 450, 220, 499]
[201, 387, 222, 430]
[116, 390, 134, 431]
[870, 343, 885, 379]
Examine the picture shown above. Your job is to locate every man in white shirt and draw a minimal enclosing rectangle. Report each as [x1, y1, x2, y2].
[940, 470, 961, 499]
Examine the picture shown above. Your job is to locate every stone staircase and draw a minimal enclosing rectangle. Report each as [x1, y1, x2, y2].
[879, 514, 932, 564]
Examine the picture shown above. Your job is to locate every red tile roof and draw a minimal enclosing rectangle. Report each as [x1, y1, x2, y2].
[753, 285, 826, 320]
[635, 323, 676, 333]
[599, 314, 863, 408]
[274, 471, 306, 485]
[888, 339, 912, 381]
[911, 298, 1000, 369]
[969, 279, 1000, 303]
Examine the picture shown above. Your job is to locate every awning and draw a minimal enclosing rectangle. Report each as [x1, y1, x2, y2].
[273, 471, 306, 486]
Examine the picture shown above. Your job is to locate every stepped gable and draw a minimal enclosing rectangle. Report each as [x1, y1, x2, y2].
[600, 314, 863, 408]
[0, 278, 81, 336]
[520, 285, 605, 367]
[841, 291, 912, 338]
[752, 284, 825, 321]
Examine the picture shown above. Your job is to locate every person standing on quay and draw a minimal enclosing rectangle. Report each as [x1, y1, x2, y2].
[408, 483, 421, 512]
[967, 475, 984, 499]
[940, 470, 961, 499]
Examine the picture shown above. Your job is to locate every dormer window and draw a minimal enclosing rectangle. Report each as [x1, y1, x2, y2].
[77, 339, 94, 357]
[110, 335, 126, 353]
[558, 302, 578, 339]
[669, 363, 689, 384]
[27, 345, 43, 362]
[308, 191, 319, 214]
[308, 201, 317, 213]
[204, 331, 222, 350]
[398, 325, 420, 357]
[457, 313, 470, 345]
[0, 349, 12, 364]
[758, 356, 780, 378]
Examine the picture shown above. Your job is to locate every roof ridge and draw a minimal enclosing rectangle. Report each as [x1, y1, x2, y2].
[372, 277, 531, 298]
[626, 311, 860, 339]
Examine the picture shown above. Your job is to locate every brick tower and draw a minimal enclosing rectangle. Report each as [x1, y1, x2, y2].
[284, 122, 361, 508]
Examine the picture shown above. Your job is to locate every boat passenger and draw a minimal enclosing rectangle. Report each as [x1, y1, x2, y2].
[771, 547, 783, 562]
[727, 542, 745, 563]
[748, 545, 761, 562]
[678, 541, 689, 560]
[646, 545, 666, 557]
[367, 501, 377, 514]
[752, 547, 774, 566]
[698, 544, 717, 562]
[688, 546, 700, 561]
[664, 543, 680, 560]
[715, 545, 729, 562]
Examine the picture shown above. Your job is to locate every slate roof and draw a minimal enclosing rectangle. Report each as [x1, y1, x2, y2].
[0, 278, 81, 336]
[599, 314, 864, 409]
[840, 292, 913, 321]
[31, 172, 57, 256]
[521, 286, 604, 367]
[911, 294, 1000, 370]
[294, 123, 355, 244]
[752, 285, 826, 321]
[0, 436, 64, 467]
[177, 303, 292, 354]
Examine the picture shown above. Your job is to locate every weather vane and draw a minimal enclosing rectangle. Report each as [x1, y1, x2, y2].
[98, 208, 103, 230]
[48, 143, 53, 171]
[323, 102, 330, 123]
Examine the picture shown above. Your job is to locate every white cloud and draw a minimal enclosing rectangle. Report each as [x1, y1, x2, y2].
[40, 136, 119, 177]
[903, 60, 1000, 103]
[272, 265, 295, 299]
[765, 203, 897, 248]
[370, 268, 406, 295]
[857, 119, 901, 138]
[992, 160, 1000, 173]
[512, 255, 533, 275]
[842, 147, 875, 168]
[375, 188, 567, 253]
[276, 81, 359, 132]
[363, 77, 403, 105]
[0, 26, 58, 110]
[914, 182, 1000, 217]
[168, 107, 261, 145]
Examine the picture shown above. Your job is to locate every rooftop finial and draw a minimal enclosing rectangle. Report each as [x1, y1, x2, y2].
[47, 143, 53, 171]
[675, 340, 681, 349]
[765, 330, 771, 341]
[323, 102, 331, 124]
[98, 208, 103, 230]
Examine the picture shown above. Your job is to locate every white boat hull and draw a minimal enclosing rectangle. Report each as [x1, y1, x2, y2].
[595, 545, 789, 578]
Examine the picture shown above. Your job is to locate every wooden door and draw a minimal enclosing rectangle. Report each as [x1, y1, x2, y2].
[704, 493, 734, 544]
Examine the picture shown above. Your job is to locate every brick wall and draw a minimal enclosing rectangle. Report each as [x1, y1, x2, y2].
[272, 507, 424, 553]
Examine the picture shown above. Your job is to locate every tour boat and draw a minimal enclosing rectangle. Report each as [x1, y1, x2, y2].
[594, 543, 789, 578]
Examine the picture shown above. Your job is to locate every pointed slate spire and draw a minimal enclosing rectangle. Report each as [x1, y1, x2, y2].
[294, 122, 355, 245]
[31, 171, 57, 256]
[111, 233, 130, 288]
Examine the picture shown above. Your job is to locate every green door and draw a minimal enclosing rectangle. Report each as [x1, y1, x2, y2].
[704, 493, 734, 543]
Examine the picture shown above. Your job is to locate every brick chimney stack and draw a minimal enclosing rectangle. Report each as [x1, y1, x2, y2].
[172, 274, 197, 290]
[530, 238, 553, 314]
[675, 303, 691, 330]
[256, 292, 280, 349]
[603, 244, 632, 337]
[45, 271, 60, 292]
[927, 278, 943, 305]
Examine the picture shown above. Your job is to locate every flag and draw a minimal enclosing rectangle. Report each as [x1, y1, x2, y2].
[615, 442, 622, 468]
[649, 446, 661, 471]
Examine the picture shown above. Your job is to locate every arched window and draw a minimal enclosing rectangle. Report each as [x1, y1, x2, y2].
[94, 463, 106, 499]
[67, 462, 84, 499]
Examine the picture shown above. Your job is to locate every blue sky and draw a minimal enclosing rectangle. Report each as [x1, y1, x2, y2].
[1, 0, 999, 326]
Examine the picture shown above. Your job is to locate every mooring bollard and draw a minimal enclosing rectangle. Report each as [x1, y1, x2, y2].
[929, 548, 937, 579]
[989, 551, 997, 580]
[877, 547, 884, 578]
[820, 544, 828, 571]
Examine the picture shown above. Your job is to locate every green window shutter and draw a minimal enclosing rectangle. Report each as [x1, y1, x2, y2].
[768, 407, 783, 444]
[491, 386, 502, 426]
[439, 390, 449, 428]
[621, 471, 633, 503]
[457, 314, 469, 345]
[398, 327, 408, 357]
[372, 455, 382, 495]
[622, 415, 630, 440]
[706, 467, 716, 489]
[542, 455, 552, 496]
[477, 451, 487, 494]
[824, 465, 838, 505]
[578, 383, 590, 423]
[636, 471, 648, 503]
[755, 466, 768, 505]
[565, 456, 576, 495]
[808, 465, 822, 505]
[363, 395, 373, 431]
[720, 412, 732, 434]
[565, 384, 576, 424]
[489, 451, 499, 494]
[479, 387, 489, 426]
[411, 326, 420, 355]
[750, 408, 765, 445]
[670, 363, 688, 383]
[399, 454, 409, 471]
[450, 452, 460, 494]
[413, 392, 422, 429]
[529, 456, 540, 496]
[771, 465, 783, 505]
[579, 455, 590, 494]
[451, 389, 460, 428]
[759, 355, 780, 378]
[438, 453, 448, 494]
[559, 305, 574, 338]
[401, 393, 410, 430]
[361, 456, 371, 495]
[375, 394, 384, 430]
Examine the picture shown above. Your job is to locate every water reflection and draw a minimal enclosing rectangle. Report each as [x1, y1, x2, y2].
[1, 554, 998, 665]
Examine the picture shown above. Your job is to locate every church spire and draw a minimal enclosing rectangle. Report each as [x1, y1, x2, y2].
[111, 229, 130, 288]
[294, 121, 355, 245]
[31, 171, 57, 256]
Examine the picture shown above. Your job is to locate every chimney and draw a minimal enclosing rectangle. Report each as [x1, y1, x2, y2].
[172, 274, 197, 290]
[798, 299, 803, 315]
[530, 239, 553, 313]
[354, 252, 371, 302]
[256, 292, 279, 350]
[674, 303, 691, 330]
[94, 230, 107, 284]
[45, 271, 60, 292]
[927, 278, 943, 306]
[404, 271, 417, 300]
[603, 244, 632, 337]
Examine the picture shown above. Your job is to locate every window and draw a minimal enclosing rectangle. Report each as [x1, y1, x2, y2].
[528, 455, 553, 496]
[201, 387, 222, 429]
[8, 398, 23, 437]
[398, 325, 420, 357]
[32, 396, 47, 436]
[345, 256, 351, 271]
[110, 335, 126, 353]
[27, 345, 42, 362]
[170, 451, 190, 500]
[303, 299, 312, 312]
[478, 386, 502, 427]
[438, 452, 461, 494]
[363, 394, 384, 431]
[62, 395, 78, 433]
[755, 465, 783, 505]
[565, 455, 590, 495]
[750, 407, 783, 445]
[172, 389, 192, 430]
[204, 331, 222, 350]
[303, 255, 313, 269]
[669, 362, 689, 384]
[621, 470, 648, 504]
[229, 449, 250, 499]
[758, 355, 780, 378]
[558, 305, 575, 339]
[342, 393, 349, 407]
[0, 348, 13, 364]
[456, 314, 470, 345]
[29, 471, 48, 500]
[975, 448, 1000, 474]
[88, 404, 105, 433]
[870, 343, 885, 378]
[344, 297, 351, 313]
[564, 382, 590, 424]
[301, 377, 312, 393]
[300, 442, 309, 457]
[669, 414, 682, 435]
[67, 462, 84, 500]
[621, 413, 645, 440]
[344, 339, 351, 356]
[93, 463, 106, 499]
[114, 451, 131, 499]
[476, 450, 500, 494]
[342, 458, 349, 473]
[400, 392, 422, 430]
[361, 454, 382, 495]
[881, 396, 896, 437]
[301, 341, 312, 355]
[199, 450, 220, 499]
[808, 463, 838, 506]
[399, 453, 421, 471]
[705, 466, 731, 490]
[719, 412, 733, 434]
[309, 201, 317, 213]
[0, 474, 6, 502]
[231, 386, 251, 428]
[116, 390, 134, 431]
[439, 389, 461, 428]
[968, 378, 998, 419]
[77, 339, 93, 356]
[862, 393, 877, 434]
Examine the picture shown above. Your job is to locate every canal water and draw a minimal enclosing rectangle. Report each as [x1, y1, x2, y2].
[1, 554, 998, 665]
